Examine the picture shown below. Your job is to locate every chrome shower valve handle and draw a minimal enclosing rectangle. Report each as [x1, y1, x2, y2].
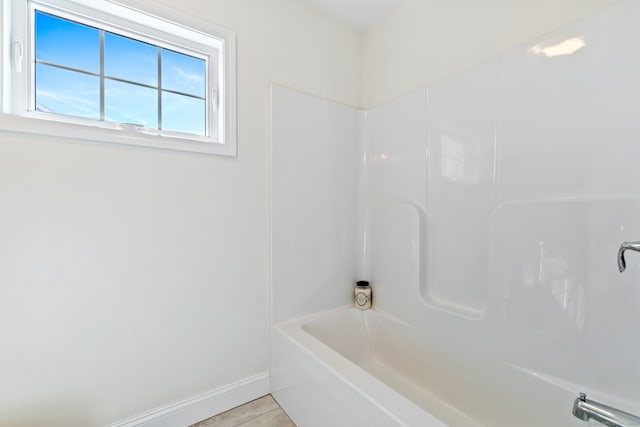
[617, 241, 640, 272]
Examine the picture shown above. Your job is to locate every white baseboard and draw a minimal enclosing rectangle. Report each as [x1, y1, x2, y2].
[107, 372, 270, 427]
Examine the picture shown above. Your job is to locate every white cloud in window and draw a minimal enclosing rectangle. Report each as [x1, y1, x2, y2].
[36, 88, 99, 118]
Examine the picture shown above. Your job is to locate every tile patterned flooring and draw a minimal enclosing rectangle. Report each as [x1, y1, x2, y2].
[190, 395, 296, 427]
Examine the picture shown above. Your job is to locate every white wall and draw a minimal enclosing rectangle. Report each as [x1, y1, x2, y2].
[0, 1, 361, 425]
[362, 0, 616, 107]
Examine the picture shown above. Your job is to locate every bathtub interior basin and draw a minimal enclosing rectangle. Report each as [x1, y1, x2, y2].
[272, 307, 601, 427]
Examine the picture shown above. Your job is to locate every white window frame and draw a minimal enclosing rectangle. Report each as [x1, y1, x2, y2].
[0, 0, 237, 156]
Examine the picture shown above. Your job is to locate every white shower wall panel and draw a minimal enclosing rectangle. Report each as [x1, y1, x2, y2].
[489, 198, 640, 397]
[490, 2, 640, 399]
[365, 0, 640, 408]
[271, 85, 362, 324]
[424, 58, 498, 314]
[365, 91, 428, 319]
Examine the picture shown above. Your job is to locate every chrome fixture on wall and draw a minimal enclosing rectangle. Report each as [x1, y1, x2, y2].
[617, 241, 640, 272]
[573, 393, 640, 427]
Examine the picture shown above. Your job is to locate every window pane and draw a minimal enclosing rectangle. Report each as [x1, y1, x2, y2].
[162, 92, 205, 135]
[105, 80, 158, 128]
[35, 64, 100, 120]
[35, 11, 100, 73]
[104, 32, 158, 87]
[161, 49, 205, 97]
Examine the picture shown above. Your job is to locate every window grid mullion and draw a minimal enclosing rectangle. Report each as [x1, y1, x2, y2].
[35, 59, 206, 100]
[157, 47, 162, 130]
[99, 29, 105, 121]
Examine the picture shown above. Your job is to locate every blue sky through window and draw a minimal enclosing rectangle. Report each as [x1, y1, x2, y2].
[35, 12, 99, 72]
[105, 80, 158, 128]
[104, 33, 158, 87]
[35, 63, 100, 119]
[162, 49, 206, 97]
[162, 92, 205, 135]
[34, 10, 207, 135]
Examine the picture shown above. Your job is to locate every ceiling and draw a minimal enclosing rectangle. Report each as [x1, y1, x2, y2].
[300, 0, 401, 32]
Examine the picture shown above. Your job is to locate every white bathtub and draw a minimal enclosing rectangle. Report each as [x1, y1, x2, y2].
[271, 307, 591, 427]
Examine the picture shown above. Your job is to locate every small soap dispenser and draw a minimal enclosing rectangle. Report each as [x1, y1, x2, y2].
[354, 281, 372, 310]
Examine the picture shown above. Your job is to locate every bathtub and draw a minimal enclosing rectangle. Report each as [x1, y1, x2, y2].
[271, 307, 593, 427]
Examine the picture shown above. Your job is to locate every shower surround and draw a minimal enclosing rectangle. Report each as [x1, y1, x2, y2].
[271, 1, 640, 425]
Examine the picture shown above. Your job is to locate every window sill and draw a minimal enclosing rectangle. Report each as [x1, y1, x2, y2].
[0, 113, 236, 156]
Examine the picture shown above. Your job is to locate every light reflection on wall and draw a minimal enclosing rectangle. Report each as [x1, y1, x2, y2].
[530, 36, 586, 57]
[372, 152, 388, 162]
[440, 134, 465, 182]
[537, 240, 586, 330]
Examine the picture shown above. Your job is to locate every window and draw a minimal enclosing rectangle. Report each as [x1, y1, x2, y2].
[1, 0, 237, 156]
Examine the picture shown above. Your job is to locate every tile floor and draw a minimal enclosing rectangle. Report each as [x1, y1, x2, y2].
[190, 395, 296, 427]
